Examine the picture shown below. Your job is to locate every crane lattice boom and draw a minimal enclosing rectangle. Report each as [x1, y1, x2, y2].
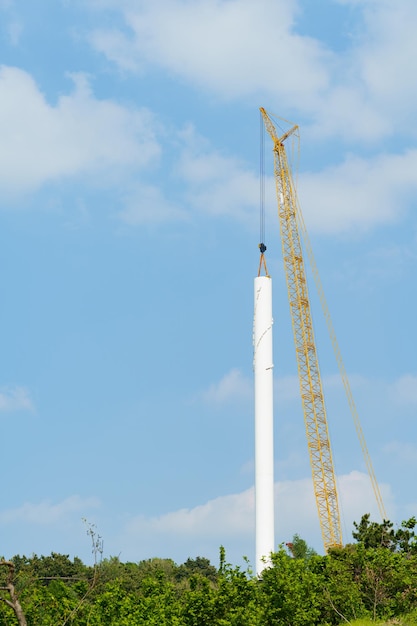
[260, 107, 343, 550]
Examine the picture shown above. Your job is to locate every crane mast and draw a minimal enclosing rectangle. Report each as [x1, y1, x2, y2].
[260, 107, 343, 550]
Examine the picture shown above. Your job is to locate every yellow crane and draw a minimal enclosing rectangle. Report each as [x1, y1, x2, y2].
[260, 107, 386, 551]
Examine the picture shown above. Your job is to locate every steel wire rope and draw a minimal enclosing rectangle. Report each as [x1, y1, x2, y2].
[260, 110, 265, 246]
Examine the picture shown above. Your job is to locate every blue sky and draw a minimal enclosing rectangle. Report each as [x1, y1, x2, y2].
[0, 0, 416, 569]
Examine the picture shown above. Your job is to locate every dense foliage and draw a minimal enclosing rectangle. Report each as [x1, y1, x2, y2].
[1, 515, 417, 625]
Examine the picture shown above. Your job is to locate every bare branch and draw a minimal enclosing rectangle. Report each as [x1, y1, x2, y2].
[0, 560, 27, 626]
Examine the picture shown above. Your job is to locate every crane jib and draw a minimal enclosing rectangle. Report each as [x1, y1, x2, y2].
[260, 106, 386, 551]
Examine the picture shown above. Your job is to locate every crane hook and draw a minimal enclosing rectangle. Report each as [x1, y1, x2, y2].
[258, 243, 269, 277]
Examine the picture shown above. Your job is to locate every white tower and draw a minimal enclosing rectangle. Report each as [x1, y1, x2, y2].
[253, 273, 275, 576]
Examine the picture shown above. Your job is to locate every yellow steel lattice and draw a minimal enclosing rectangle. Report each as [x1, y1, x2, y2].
[260, 107, 343, 550]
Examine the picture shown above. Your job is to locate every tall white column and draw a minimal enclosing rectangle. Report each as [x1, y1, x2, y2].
[253, 275, 275, 576]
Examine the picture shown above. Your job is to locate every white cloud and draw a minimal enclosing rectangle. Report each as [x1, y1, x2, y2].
[0, 495, 100, 525]
[7, 20, 23, 45]
[170, 106, 417, 235]
[88, 0, 417, 143]
[276, 471, 392, 547]
[116, 120, 415, 232]
[89, 27, 140, 73]
[1, 6, 415, 233]
[202, 368, 252, 406]
[389, 374, 417, 407]
[127, 488, 255, 538]
[298, 149, 417, 234]
[117, 470, 393, 563]
[176, 125, 258, 225]
[0, 385, 34, 412]
[174, 117, 416, 235]
[118, 182, 188, 224]
[275, 373, 367, 406]
[0, 66, 160, 196]
[337, 470, 393, 534]
[353, 1, 417, 111]
[383, 441, 417, 465]
[202, 369, 366, 410]
[90, 0, 331, 104]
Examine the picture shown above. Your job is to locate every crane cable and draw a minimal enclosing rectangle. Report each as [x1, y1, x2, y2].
[283, 117, 386, 522]
[258, 111, 269, 277]
[296, 203, 387, 521]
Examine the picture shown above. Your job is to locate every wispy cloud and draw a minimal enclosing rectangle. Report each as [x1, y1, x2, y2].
[118, 182, 188, 225]
[0, 42, 414, 234]
[7, 20, 23, 46]
[89, 0, 331, 105]
[126, 488, 254, 539]
[299, 150, 417, 234]
[174, 124, 415, 234]
[383, 441, 417, 465]
[389, 374, 417, 407]
[0, 495, 100, 525]
[202, 370, 367, 410]
[201, 368, 252, 406]
[0, 67, 160, 196]
[0, 385, 34, 412]
[176, 124, 258, 226]
[117, 470, 393, 563]
[275, 373, 367, 406]
[337, 470, 394, 533]
[88, 0, 417, 143]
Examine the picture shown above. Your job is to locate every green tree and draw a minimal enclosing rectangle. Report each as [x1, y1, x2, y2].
[214, 559, 261, 626]
[286, 534, 317, 561]
[181, 575, 216, 626]
[176, 557, 217, 583]
[316, 546, 369, 624]
[259, 548, 322, 626]
[353, 514, 417, 554]
[394, 516, 417, 554]
[353, 513, 396, 549]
